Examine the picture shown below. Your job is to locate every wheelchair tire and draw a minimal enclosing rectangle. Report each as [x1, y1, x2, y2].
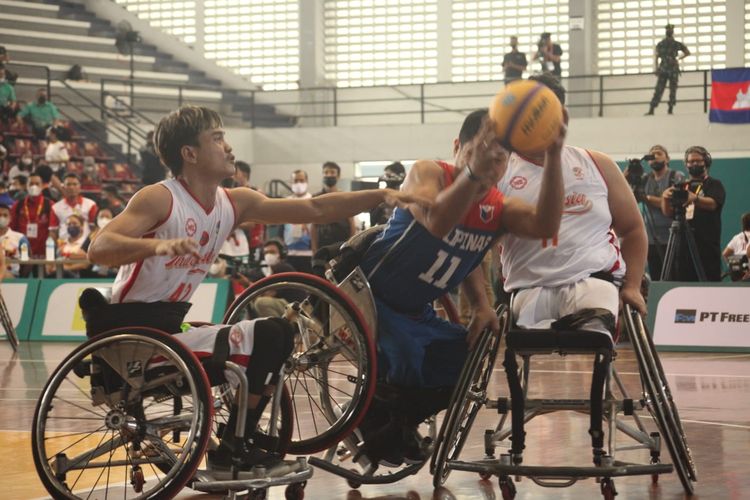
[624, 306, 696, 495]
[32, 327, 213, 500]
[224, 272, 377, 455]
[431, 305, 508, 488]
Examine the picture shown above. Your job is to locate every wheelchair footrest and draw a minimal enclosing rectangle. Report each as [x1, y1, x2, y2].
[308, 456, 425, 484]
[192, 457, 312, 493]
[445, 458, 673, 479]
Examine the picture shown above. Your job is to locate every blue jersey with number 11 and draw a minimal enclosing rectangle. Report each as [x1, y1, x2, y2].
[360, 162, 505, 315]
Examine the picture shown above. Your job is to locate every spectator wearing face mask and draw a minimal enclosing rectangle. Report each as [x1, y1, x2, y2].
[18, 88, 63, 139]
[370, 161, 406, 226]
[10, 175, 27, 201]
[10, 172, 53, 259]
[8, 150, 34, 183]
[44, 127, 69, 174]
[246, 239, 298, 316]
[49, 173, 98, 241]
[311, 161, 356, 255]
[80, 208, 117, 278]
[0, 203, 28, 278]
[50, 213, 89, 277]
[283, 169, 313, 273]
[34, 164, 62, 201]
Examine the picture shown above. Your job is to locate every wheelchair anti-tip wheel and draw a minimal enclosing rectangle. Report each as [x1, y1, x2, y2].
[624, 304, 697, 495]
[431, 304, 508, 488]
[32, 328, 213, 499]
[224, 272, 377, 455]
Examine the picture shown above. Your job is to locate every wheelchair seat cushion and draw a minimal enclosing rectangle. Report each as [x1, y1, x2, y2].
[506, 328, 613, 353]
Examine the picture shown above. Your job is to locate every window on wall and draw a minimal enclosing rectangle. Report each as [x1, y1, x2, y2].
[745, 2, 750, 66]
[597, 0, 727, 75]
[115, 0, 197, 45]
[451, 0, 569, 82]
[114, 0, 299, 90]
[204, 0, 299, 90]
[323, 0, 439, 88]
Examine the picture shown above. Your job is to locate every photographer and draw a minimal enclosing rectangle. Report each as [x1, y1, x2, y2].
[722, 213, 750, 281]
[532, 32, 562, 79]
[661, 146, 725, 281]
[628, 145, 685, 280]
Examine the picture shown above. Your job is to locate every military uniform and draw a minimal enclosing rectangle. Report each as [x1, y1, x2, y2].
[649, 36, 689, 112]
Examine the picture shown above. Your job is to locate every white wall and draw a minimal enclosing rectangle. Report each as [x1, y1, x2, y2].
[228, 112, 750, 191]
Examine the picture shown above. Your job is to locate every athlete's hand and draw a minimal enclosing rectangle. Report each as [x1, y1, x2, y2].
[466, 120, 509, 186]
[466, 305, 500, 350]
[545, 108, 568, 156]
[383, 189, 433, 211]
[620, 286, 647, 316]
[154, 238, 200, 258]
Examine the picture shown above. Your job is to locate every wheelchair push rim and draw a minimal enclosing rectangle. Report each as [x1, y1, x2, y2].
[224, 272, 377, 455]
[32, 328, 213, 500]
[431, 304, 508, 488]
[624, 305, 697, 494]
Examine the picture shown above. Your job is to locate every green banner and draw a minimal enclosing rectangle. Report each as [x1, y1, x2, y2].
[0, 279, 41, 341]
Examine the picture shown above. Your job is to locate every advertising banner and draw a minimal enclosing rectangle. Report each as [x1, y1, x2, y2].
[29, 279, 230, 341]
[648, 282, 750, 351]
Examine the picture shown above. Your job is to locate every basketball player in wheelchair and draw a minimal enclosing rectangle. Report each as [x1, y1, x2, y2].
[31, 105, 428, 499]
[430, 74, 697, 498]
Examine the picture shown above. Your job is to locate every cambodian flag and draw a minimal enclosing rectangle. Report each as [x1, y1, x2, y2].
[709, 68, 750, 123]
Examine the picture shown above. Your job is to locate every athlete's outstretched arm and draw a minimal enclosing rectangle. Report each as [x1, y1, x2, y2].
[406, 121, 509, 238]
[88, 185, 198, 267]
[499, 122, 566, 239]
[590, 149, 648, 314]
[230, 186, 430, 226]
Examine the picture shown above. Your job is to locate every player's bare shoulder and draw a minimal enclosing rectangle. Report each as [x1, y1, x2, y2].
[127, 183, 173, 220]
[401, 159, 444, 192]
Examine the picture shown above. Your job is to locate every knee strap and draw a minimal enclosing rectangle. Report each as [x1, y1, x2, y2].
[204, 326, 232, 385]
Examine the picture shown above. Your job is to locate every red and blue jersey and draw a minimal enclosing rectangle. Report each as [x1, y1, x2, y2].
[360, 161, 504, 314]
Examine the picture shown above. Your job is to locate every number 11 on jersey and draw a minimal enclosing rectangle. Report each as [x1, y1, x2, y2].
[418, 249, 461, 289]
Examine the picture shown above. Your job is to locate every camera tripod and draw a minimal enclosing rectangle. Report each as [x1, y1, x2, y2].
[660, 208, 706, 281]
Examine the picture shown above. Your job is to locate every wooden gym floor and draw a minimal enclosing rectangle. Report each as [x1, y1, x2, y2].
[1, 341, 748, 499]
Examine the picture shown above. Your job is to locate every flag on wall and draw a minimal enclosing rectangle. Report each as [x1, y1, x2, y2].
[709, 68, 750, 124]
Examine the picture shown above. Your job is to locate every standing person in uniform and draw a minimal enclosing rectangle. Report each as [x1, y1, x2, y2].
[646, 24, 690, 115]
[502, 36, 527, 85]
[356, 108, 566, 466]
[497, 74, 647, 339]
[86, 105, 424, 470]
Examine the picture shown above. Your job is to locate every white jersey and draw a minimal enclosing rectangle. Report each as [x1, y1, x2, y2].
[112, 179, 236, 303]
[498, 145, 625, 291]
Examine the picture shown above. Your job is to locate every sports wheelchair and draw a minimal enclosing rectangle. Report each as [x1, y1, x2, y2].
[32, 323, 312, 499]
[430, 300, 697, 498]
[222, 226, 465, 488]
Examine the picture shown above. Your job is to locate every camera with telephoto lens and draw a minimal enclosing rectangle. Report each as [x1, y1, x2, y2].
[727, 254, 749, 281]
[670, 181, 690, 210]
[625, 154, 654, 202]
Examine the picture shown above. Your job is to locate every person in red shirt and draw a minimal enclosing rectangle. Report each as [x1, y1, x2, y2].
[10, 172, 53, 258]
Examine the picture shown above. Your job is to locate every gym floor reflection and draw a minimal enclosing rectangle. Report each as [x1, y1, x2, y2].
[2, 342, 748, 499]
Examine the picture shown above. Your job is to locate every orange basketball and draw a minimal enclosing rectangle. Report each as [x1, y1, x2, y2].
[488, 79, 563, 155]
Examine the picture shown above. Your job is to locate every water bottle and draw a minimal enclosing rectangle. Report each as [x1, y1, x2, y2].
[46, 236, 56, 261]
[20, 241, 30, 261]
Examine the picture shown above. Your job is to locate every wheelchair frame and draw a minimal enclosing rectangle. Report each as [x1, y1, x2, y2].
[431, 303, 697, 498]
[0, 289, 19, 351]
[32, 326, 312, 500]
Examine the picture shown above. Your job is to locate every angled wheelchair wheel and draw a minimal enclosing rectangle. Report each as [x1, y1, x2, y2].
[624, 305, 696, 495]
[431, 305, 508, 488]
[224, 272, 377, 455]
[32, 328, 213, 500]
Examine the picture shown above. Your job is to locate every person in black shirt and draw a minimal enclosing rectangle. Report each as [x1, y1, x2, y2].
[502, 36, 527, 85]
[533, 32, 563, 79]
[311, 161, 356, 253]
[370, 161, 406, 226]
[661, 146, 725, 281]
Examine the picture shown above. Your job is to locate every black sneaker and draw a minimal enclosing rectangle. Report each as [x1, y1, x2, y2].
[400, 426, 429, 465]
[207, 441, 282, 471]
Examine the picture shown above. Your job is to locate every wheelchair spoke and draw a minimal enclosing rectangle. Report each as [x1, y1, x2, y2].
[69, 423, 113, 492]
[53, 393, 108, 419]
[85, 429, 115, 500]
[45, 424, 108, 461]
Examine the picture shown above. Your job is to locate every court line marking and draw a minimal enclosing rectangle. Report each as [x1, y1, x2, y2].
[491, 368, 750, 378]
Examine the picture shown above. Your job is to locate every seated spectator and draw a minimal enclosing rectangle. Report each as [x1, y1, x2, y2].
[50, 173, 98, 240]
[50, 214, 89, 277]
[8, 150, 34, 183]
[245, 239, 297, 316]
[10, 172, 53, 262]
[35, 163, 62, 201]
[10, 175, 27, 200]
[17, 88, 63, 139]
[0, 66, 16, 123]
[0, 203, 28, 278]
[723, 212, 750, 260]
[44, 127, 69, 174]
[99, 185, 126, 215]
[80, 208, 116, 278]
[0, 181, 13, 207]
